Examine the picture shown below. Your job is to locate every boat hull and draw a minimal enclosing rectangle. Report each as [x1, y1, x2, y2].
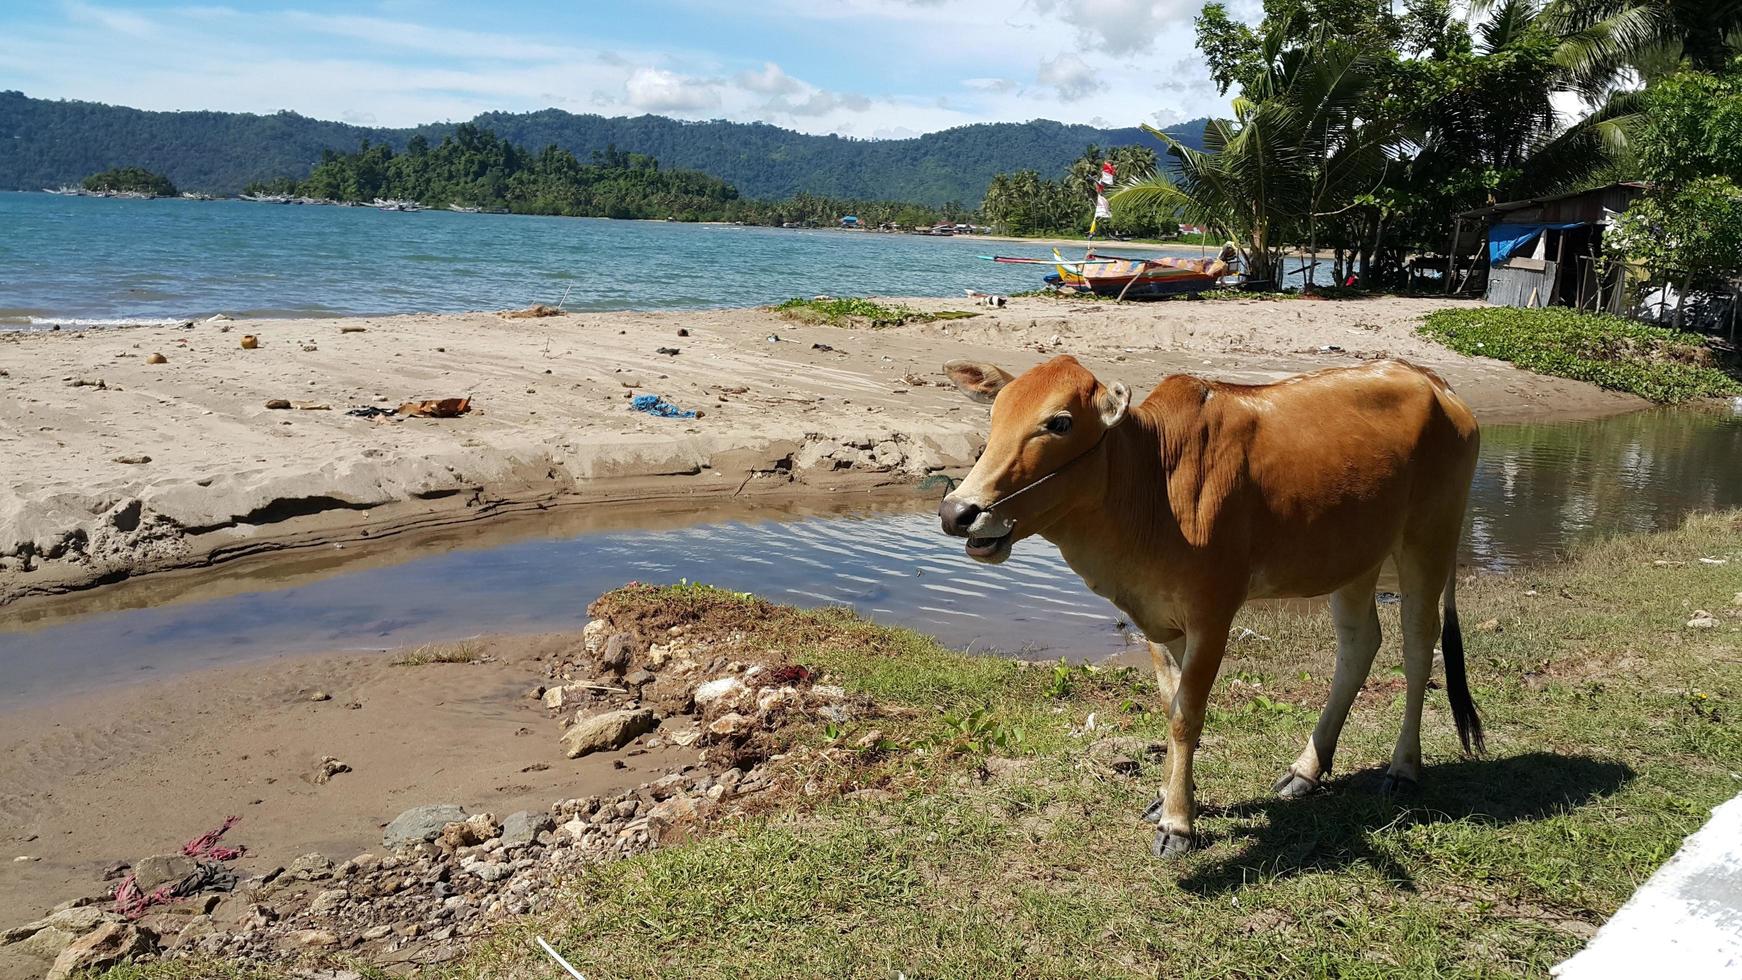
[1047, 253, 1218, 298]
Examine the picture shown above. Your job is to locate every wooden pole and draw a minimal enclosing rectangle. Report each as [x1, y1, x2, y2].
[1445, 218, 1462, 295]
[1552, 230, 1568, 306]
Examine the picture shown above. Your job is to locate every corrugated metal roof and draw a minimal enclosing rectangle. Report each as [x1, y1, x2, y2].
[1455, 181, 1649, 221]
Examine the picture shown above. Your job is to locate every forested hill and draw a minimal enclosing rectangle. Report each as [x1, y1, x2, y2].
[0, 91, 1207, 204]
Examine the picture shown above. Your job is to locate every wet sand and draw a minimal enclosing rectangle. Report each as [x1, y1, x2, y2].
[0, 296, 1643, 607]
[0, 632, 679, 931]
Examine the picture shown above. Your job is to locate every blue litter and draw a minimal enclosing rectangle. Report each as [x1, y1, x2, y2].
[631, 393, 696, 419]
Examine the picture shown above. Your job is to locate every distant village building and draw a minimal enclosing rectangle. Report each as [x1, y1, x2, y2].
[1448, 182, 1647, 311]
[840, 215, 859, 228]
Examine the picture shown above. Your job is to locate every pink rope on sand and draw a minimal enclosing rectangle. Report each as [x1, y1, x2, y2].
[181, 815, 245, 861]
[113, 876, 174, 920]
[113, 817, 246, 919]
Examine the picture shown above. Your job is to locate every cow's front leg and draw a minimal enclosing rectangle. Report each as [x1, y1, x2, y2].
[1152, 624, 1230, 859]
[1145, 630, 1185, 714]
[1139, 631, 1186, 825]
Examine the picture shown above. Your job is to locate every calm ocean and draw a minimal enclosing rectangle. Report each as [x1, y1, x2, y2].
[0, 191, 1233, 327]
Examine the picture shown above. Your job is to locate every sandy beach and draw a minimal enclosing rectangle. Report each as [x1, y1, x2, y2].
[0, 295, 1642, 607]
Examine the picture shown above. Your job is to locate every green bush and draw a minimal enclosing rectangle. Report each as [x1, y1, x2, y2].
[1419, 307, 1741, 403]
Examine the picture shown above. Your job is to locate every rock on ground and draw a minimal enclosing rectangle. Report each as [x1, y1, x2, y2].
[561, 708, 656, 759]
[47, 922, 157, 980]
[500, 811, 551, 849]
[130, 854, 201, 893]
[382, 804, 468, 849]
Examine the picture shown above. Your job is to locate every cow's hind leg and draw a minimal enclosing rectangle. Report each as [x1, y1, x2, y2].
[1275, 564, 1384, 799]
[1384, 549, 1455, 794]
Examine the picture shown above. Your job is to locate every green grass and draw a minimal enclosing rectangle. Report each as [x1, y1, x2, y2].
[1420, 307, 1742, 403]
[108, 513, 1742, 978]
[770, 297, 978, 328]
[389, 640, 484, 666]
[450, 512, 1742, 979]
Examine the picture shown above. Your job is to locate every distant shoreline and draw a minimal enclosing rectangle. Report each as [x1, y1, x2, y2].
[15, 188, 1220, 254]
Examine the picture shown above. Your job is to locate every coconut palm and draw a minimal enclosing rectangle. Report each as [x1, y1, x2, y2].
[1546, 0, 1742, 96]
[1112, 22, 1400, 284]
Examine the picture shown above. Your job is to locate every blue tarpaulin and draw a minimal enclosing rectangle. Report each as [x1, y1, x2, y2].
[1488, 222, 1586, 265]
[630, 393, 696, 419]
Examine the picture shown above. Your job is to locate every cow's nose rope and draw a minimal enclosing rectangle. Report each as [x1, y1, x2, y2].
[985, 428, 1110, 513]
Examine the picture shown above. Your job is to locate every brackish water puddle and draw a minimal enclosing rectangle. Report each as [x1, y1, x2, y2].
[2, 408, 1738, 708]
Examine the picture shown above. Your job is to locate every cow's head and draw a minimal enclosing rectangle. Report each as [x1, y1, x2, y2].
[938, 355, 1129, 563]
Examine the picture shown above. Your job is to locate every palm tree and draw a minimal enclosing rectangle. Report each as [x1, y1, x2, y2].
[1111, 22, 1399, 284]
[1546, 0, 1742, 95]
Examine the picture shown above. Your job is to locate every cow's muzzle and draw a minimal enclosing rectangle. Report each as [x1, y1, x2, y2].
[938, 496, 1016, 563]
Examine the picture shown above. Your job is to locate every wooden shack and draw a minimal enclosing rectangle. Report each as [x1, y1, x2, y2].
[1448, 182, 1646, 310]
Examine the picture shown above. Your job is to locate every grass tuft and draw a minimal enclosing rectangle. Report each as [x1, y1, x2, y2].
[1420, 306, 1742, 403]
[771, 297, 978, 327]
[390, 640, 484, 666]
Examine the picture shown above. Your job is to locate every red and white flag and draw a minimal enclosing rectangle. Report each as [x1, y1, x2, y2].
[1099, 161, 1116, 187]
[1094, 193, 1112, 219]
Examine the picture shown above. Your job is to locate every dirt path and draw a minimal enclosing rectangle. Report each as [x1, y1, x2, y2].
[0, 296, 1640, 604]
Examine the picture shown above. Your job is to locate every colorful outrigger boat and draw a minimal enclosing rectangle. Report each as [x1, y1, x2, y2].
[981, 244, 1239, 300]
[1044, 249, 1228, 299]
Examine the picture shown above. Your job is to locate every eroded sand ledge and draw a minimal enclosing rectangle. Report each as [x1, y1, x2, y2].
[0, 296, 1641, 604]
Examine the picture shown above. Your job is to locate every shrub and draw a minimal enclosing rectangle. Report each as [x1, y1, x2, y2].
[1419, 307, 1740, 403]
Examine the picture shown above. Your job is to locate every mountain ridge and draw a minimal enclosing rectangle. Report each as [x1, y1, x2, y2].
[0, 92, 1207, 205]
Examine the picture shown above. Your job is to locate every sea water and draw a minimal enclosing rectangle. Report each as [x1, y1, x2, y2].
[0, 191, 1249, 326]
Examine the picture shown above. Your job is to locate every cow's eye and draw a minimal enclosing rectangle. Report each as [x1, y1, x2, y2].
[1045, 414, 1073, 435]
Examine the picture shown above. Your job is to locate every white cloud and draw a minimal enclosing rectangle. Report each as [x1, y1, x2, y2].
[624, 67, 722, 113]
[1036, 54, 1098, 101]
[63, 1, 158, 37]
[735, 62, 804, 95]
[279, 12, 584, 62]
[5, 2, 1225, 137]
[1026, 0, 1196, 56]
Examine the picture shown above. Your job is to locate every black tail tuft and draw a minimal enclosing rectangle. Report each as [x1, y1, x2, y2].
[1442, 605, 1485, 754]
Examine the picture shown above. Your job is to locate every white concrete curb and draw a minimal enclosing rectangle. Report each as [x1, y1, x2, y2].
[1553, 791, 1742, 978]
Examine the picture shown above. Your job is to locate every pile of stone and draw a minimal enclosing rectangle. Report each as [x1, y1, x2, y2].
[2, 603, 876, 976]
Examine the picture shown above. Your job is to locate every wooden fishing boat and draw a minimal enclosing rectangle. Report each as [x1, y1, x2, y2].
[980, 250, 1231, 299]
[1048, 252, 1220, 298]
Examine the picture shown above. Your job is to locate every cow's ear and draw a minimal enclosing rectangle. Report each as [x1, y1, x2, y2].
[1099, 381, 1130, 427]
[944, 360, 1014, 404]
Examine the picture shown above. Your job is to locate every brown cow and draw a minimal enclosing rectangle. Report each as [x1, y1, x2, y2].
[938, 355, 1482, 858]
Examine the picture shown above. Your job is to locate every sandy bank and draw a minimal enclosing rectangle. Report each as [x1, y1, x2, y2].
[0, 296, 1641, 604]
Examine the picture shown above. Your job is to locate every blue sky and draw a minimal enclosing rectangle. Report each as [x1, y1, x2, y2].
[0, 0, 1244, 137]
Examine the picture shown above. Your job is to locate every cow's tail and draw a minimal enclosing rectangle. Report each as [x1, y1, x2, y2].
[1442, 573, 1485, 754]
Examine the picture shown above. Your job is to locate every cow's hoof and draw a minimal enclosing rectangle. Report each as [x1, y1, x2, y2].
[1378, 773, 1419, 798]
[1272, 769, 1320, 800]
[1139, 796, 1166, 825]
[1151, 827, 1196, 860]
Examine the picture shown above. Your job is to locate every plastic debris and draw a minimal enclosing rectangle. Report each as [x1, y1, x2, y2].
[630, 394, 697, 419]
[397, 397, 471, 418]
